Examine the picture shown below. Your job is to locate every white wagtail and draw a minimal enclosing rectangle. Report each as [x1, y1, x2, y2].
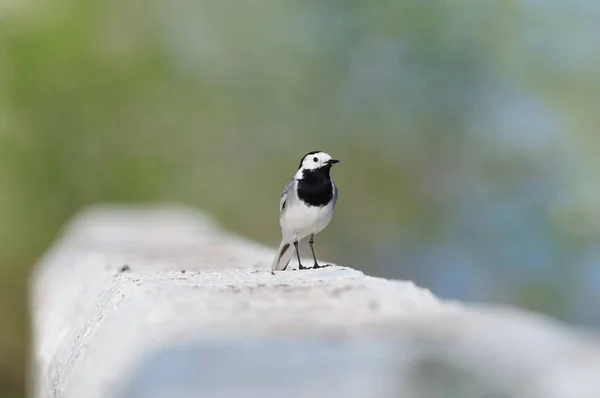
[271, 151, 340, 273]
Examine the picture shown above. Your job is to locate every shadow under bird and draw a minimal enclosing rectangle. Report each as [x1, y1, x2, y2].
[271, 151, 340, 273]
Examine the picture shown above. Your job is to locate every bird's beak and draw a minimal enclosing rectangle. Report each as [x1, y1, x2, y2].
[327, 159, 340, 165]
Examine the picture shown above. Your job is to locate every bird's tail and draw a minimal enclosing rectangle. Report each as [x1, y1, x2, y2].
[271, 240, 294, 272]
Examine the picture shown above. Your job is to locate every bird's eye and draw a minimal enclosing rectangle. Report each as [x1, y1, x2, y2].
[313, 157, 318, 162]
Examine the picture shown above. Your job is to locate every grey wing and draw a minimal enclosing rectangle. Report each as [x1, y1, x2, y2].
[331, 180, 338, 207]
[279, 178, 296, 214]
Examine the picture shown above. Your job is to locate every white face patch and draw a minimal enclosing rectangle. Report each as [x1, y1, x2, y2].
[300, 152, 333, 171]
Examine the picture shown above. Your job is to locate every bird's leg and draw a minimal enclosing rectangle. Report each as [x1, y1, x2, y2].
[309, 235, 319, 267]
[295, 241, 308, 270]
[309, 235, 330, 269]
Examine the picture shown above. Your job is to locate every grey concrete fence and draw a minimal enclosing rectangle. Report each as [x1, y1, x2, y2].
[29, 204, 600, 398]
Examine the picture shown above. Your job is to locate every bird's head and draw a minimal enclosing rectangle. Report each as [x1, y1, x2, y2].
[295, 151, 339, 178]
[298, 151, 339, 170]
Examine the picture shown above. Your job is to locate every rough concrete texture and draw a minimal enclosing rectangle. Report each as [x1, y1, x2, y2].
[30, 204, 600, 398]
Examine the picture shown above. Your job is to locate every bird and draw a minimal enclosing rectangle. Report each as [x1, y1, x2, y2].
[271, 151, 340, 273]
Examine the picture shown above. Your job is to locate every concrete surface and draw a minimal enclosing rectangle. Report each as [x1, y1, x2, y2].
[29, 204, 600, 398]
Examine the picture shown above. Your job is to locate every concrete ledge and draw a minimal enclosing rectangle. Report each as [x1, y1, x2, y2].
[29, 204, 600, 398]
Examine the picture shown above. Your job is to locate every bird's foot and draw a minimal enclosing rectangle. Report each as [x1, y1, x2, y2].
[312, 263, 331, 269]
[298, 264, 310, 270]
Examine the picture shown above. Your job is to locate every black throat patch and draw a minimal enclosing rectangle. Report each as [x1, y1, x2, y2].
[297, 166, 333, 207]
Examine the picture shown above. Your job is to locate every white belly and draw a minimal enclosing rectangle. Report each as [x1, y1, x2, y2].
[281, 202, 334, 242]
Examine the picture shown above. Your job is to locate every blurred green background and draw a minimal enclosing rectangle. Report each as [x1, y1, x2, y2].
[1, 0, 600, 395]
